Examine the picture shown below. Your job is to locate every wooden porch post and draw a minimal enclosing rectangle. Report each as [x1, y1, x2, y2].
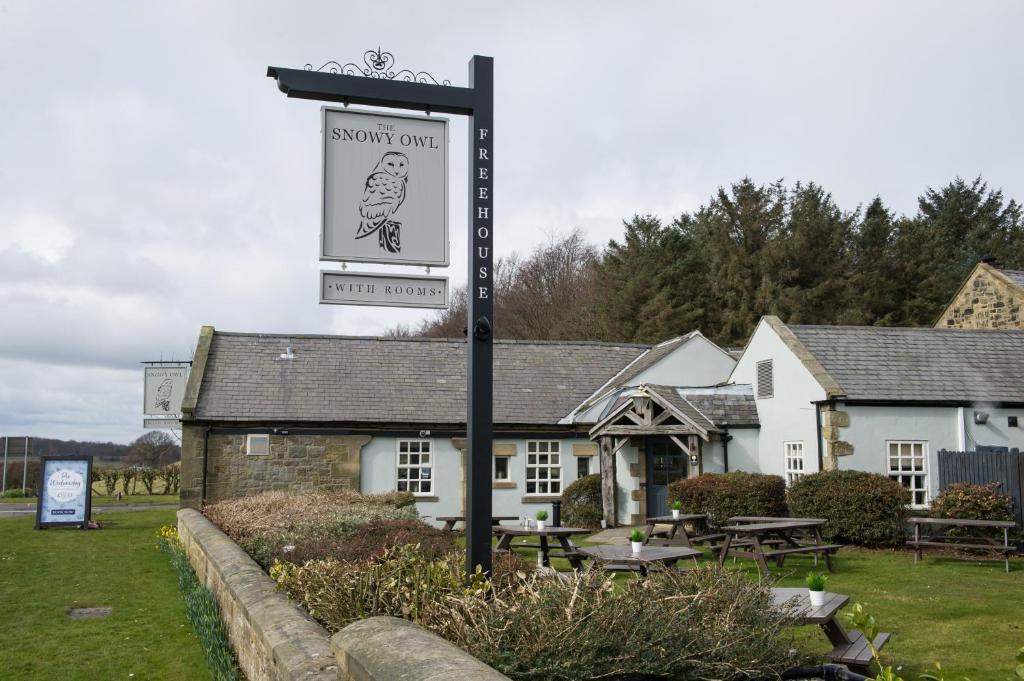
[600, 436, 617, 527]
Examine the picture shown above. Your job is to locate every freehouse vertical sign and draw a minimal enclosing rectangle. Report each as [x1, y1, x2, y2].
[268, 52, 496, 577]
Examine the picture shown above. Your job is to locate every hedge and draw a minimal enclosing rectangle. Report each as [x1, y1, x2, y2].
[668, 472, 786, 528]
[788, 470, 910, 546]
[930, 482, 1015, 538]
[560, 474, 602, 528]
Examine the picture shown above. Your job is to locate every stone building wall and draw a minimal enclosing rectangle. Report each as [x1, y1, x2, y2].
[938, 267, 1024, 329]
[180, 428, 369, 508]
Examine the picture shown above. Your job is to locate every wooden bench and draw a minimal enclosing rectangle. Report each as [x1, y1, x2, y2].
[830, 631, 891, 669]
[908, 517, 1017, 572]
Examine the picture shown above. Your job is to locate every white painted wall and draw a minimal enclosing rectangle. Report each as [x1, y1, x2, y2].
[729, 319, 826, 478]
[627, 334, 737, 387]
[839, 404, 958, 503]
[965, 407, 1024, 452]
[361, 435, 596, 528]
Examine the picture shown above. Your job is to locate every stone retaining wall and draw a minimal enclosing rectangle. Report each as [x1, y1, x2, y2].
[177, 508, 509, 681]
[177, 508, 338, 681]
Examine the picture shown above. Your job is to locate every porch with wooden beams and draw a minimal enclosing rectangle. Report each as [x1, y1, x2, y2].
[589, 386, 716, 526]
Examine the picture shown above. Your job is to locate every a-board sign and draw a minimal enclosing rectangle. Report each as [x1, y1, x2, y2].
[144, 418, 182, 429]
[320, 270, 449, 309]
[321, 108, 449, 267]
[143, 366, 188, 416]
[36, 456, 92, 529]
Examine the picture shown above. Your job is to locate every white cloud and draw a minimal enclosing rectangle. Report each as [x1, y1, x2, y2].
[0, 0, 1022, 442]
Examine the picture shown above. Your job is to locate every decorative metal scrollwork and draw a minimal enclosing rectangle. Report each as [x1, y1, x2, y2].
[306, 48, 451, 86]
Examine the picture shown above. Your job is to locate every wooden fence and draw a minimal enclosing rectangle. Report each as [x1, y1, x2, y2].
[937, 449, 1024, 528]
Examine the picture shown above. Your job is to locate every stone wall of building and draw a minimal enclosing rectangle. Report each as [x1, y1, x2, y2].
[938, 267, 1024, 329]
[180, 429, 369, 508]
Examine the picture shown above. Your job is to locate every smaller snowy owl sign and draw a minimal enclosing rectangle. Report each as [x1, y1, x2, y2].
[321, 107, 449, 266]
[143, 366, 189, 416]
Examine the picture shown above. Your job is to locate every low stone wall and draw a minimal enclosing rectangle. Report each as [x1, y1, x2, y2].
[332, 617, 510, 681]
[177, 509, 337, 681]
[178, 508, 510, 681]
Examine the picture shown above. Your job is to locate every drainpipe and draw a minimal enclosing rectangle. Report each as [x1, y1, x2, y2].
[721, 424, 731, 472]
[815, 403, 825, 472]
[956, 407, 967, 451]
[200, 427, 211, 507]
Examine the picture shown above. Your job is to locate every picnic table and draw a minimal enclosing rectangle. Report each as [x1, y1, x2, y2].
[435, 515, 519, 532]
[907, 517, 1017, 572]
[717, 519, 841, 577]
[772, 587, 890, 674]
[578, 544, 703, 575]
[493, 526, 590, 569]
[643, 513, 724, 548]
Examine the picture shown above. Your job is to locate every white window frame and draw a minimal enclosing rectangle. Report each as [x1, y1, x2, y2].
[493, 456, 511, 482]
[784, 441, 804, 486]
[245, 434, 270, 456]
[396, 439, 433, 496]
[525, 440, 562, 496]
[887, 440, 929, 507]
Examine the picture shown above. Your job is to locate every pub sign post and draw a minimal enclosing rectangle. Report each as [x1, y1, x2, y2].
[267, 52, 495, 577]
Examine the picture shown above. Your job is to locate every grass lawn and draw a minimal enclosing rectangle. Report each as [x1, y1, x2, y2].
[482, 535, 1023, 680]
[0, 508, 210, 680]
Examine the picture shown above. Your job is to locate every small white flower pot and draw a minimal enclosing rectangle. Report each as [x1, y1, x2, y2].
[537, 520, 546, 531]
[671, 509, 680, 519]
[808, 589, 827, 607]
[631, 540, 644, 554]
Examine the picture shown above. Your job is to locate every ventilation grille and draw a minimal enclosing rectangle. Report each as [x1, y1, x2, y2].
[756, 360, 774, 399]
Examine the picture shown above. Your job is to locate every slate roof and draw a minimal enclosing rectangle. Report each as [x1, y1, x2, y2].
[647, 385, 717, 431]
[677, 386, 760, 426]
[194, 332, 648, 425]
[1000, 269, 1024, 288]
[788, 325, 1024, 403]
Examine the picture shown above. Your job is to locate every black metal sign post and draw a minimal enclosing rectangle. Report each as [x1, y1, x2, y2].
[267, 51, 494, 577]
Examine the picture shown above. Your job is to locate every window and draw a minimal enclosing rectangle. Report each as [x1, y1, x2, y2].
[756, 360, 774, 399]
[784, 441, 804, 486]
[397, 440, 432, 495]
[887, 441, 928, 507]
[576, 456, 591, 479]
[526, 441, 561, 495]
[246, 434, 269, 456]
[494, 456, 510, 481]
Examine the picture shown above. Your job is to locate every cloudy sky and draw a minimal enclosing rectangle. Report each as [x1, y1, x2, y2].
[1, 1, 1022, 444]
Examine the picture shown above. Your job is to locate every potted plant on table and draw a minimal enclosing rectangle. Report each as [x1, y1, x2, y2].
[806, 571, 828, 607]
[630, 529, 645, 554]
[536, 510, 549, 531]
[670, 500, 683, 520]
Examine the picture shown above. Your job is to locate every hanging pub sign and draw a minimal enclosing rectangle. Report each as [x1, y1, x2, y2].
[321, 107, 449, 267]
[36, 456, 93, 529]
[320, 270, 448, 308]
[143, 365, 189, 416]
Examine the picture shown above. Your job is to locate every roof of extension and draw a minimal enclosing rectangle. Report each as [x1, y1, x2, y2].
[191, 331, 648, 425]
[783, 322, 1024, 404]
[596, 384, 759, 429]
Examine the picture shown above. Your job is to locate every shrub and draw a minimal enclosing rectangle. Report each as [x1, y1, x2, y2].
[243, 519, 459, 569]
[158, 528, 240, 681]
[2, 488, 31, 498]
[98, 467, 121, 496]
[930, 482, 1015, 523]
[272, 544, 530, 632]
[788, 470, 910, 546]
[205, 490, 415, 540]
[437, 566, 796, 681]
[3, 461, 40, 494]
[668, 472, 786, 528]
[139, 467, 158, 494]
[560, 474, 602, 529]
[159, 464, 181, 494]
[121, 467, 137, 495]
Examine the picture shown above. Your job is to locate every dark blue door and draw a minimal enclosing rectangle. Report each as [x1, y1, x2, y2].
[645, 437, 688, 518]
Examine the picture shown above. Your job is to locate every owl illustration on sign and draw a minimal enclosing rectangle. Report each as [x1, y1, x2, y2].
[155, 378, 174, 412]
[355, 151, 409, 254]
